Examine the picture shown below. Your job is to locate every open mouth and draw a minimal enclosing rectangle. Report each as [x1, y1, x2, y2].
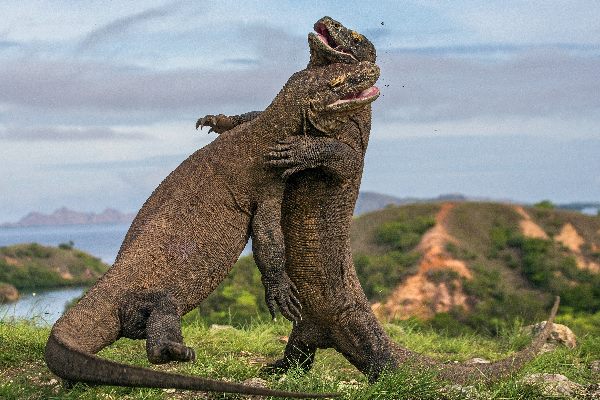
[313, 22, 355, 58]
[327, 86, 380, 109]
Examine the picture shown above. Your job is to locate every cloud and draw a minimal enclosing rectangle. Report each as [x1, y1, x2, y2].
[375, 47, 600, 124]
[0, 126, 151, 141]
[0, 52, 300, 124]
[3, 44, 599, 127]
[429, 1, 600, 45]
[77, 3, 180, 52]
[0, 40, 20, 49]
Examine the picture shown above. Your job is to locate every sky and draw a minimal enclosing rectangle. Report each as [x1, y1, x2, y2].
[1, 1, 599, 222]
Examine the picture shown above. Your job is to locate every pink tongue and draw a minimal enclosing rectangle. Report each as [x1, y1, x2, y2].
[341, 86, 379, 100]
[317, 33, 329, 46]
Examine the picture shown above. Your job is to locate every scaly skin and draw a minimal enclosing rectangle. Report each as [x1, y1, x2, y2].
[44, 61, 380, 398]
[202, 16, 561, 385]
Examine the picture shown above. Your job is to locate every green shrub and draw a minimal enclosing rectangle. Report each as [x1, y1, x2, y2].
[354, 252, 419, 301]
[425, 269, 460, 285]
[195, 255, 270, 326]
[488, 228, 600, 314]
[534, 200, 555, 210]
[375, 216, 435, 251]
[58, 241, 74, 250]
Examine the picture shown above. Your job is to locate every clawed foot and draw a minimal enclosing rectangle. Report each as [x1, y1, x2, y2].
[266, 137, 320, 179]
[260, 357, 312, 376]
[263, 272, 302, 323]
[259, 359, 290, 376]
[195, 114, 236, 134]
[147, 340, 196, 364]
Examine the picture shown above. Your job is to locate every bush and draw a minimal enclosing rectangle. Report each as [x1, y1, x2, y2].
[58, 241, 74, 250]
[354, 252, 419, 301]
[534, 200, 555, 210]
[375, 216, 435, 251]
[195, 255, 270, 326]
[490, 228, 600, 314]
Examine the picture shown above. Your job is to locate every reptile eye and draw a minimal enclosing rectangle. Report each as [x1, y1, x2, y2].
[351, 31, 363, 43]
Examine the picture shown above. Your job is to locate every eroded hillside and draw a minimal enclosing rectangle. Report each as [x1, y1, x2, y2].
[351, 202, 600, 333]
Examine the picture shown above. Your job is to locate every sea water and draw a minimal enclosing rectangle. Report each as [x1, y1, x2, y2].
[0, 223, 130, 264]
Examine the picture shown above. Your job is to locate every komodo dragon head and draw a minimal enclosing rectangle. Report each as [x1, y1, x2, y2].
[277, 61, 380, 136]
[308, 16, 376, 66]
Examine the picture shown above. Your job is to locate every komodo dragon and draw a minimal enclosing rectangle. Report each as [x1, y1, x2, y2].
[44, 61, 381, 398]
[198, 16, 562, 385]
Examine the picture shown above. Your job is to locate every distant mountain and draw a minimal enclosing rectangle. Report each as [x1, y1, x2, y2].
[354, 191, 468, 215]
[0, 192, 481, 227]
[1, 207, 135, 228]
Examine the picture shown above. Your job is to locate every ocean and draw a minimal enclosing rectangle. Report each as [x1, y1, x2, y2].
[0, 223, 131, 264]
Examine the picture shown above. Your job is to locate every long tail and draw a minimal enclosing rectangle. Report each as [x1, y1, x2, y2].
[45, 333, 338, 398]
[392, 296, 560, 384]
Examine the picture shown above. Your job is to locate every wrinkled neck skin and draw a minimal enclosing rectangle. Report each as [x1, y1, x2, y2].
[254, 66, 373, 140]
[309, 47, 351, 67]
[250, 79, 307, 140]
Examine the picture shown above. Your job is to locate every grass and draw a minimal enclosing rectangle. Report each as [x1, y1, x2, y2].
[1, 317, 598, 399]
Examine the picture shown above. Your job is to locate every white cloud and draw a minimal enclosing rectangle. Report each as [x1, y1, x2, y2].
[431, 1, 600, 45]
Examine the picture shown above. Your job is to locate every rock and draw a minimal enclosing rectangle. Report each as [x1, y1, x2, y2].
[522, 373, 585, 397]
[585, 384, 600, 399]
[338, 379, 361, 390]
[523, 321, 577, 352]
[209, 324, 234, 331]
[0, 283, 19, 303]
[441, 384, 479, 399]
[464, 357, 491, 365]
[278, 335, 289, 344]
[590, 360, 600, 374]
[241, 377, 269, 399]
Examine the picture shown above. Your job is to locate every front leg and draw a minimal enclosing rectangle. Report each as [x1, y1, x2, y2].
[252, 196, 302, 323]
[266, 136, 361, 180]
[195, 111, 262, 133]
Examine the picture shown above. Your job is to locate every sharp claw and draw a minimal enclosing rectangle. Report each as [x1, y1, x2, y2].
[200, 117, 208, 129]
[208, 127, 215, 134]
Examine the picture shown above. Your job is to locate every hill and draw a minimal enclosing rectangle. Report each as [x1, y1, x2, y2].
[0, 243, 110, 291]
[199, 201, 600, 335]
[351, 201, 600, 334]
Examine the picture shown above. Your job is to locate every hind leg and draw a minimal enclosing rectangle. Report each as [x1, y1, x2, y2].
[330, 305, 397, 382]
[262, 320, 331, 375]
[119, 291, 195, 364]
[145, 294, 195, 364]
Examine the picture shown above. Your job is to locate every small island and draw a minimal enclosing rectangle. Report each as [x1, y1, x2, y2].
[0, 243, 110, 296]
